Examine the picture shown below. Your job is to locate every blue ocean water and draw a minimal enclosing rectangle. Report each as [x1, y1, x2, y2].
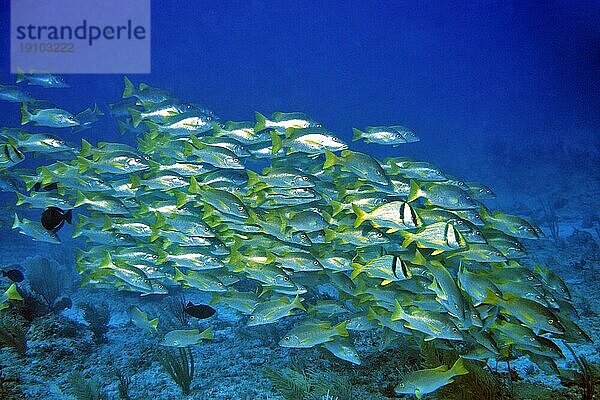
[0, 1, 599, 399]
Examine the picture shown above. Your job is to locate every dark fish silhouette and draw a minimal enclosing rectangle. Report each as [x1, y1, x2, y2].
[33, 181, 59, 192]
[184, 302, 216, 319]
[2, 268, 24, 283]
[53, 297, 72, 311]
[41, 206, 72, 232]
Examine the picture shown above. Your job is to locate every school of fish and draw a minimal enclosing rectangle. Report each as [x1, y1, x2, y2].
[0, 73, 589, 398]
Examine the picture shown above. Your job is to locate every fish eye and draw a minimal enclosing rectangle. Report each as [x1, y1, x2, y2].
[375, 171, 382, 175]
[465, 196, 472, 201]
[536, 295, 542, 300]
[217, 282, 223, 287]
[452, 327, 459, 332]
[398, 383, 405, 388]
[376, 232, 383, 238]
[283, 276, 290, 282]
[249, 315, 254, 320]
[186, 104, 193, 109]
[301, 176, 309, 181]
[475, 231, 481, 235]
[529, 337, 536, 342]
[548, 319, 554, 324]
[527, 276, 534, 281]
[233, 158, 239, 163]
[204, 227, 210, 232]
[454, 304, 459, 309]
[237, 206, 244, 211]
[382, 198, 388, 203]
[313, 260, 319, 265]
[472, 314, 479, 319]
[316, 124, 322, 128]
[284, 336, 290, 341]
[206, 116, 212, 121]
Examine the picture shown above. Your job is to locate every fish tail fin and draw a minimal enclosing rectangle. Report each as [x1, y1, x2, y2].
[323, 150, 338, 169]
[149, 227, 160, 243]
[149, 318, 159, 331]
[254, 111, 267, 132]
[366, 307, 378, 321]
[330, 201, 345, 217]
[209, 293, 221, 305]
[183, 142, 195, 157]
[20, 102, 31, 125]
[155, 248, 168, 264]
[92, 103, 103, 115]
[116, 119, 129, 135]
[352, 128, 364, 141]
[323, 227, 336, 242]
[291, 294, 306, 312]
[201, 326, 214, 340]
[412, 249, 426, 265]
[352, 204, 368, 228]
[74, 191, 87, 208]
[188, 176, 200, 194]
[245, 170, 261, 188]
[173, 267, 185, 282]
[7, 283, 23, 301]
[129, 174, 141, 189]
[407, 180, 422, 203]
[72, 219, 83, 238]
[400, 231, 414, 248]
[15, 67, 26, 83]
[76, 156, 90, 174]
[122, 76, 135, 98]
[270, 130, 282, 154]
[128, 108, 142, 127]
[254, 190, 267, 206]
[101, 215, 112, 231]
[64, 209, 73, 225]
[450, 357, 469, 376]
[391, 299, 407, 321]
[39, 166, 54, 186]
[14, 192, 26, 206]
[172, 190, 188, 208]
[334, 321, 349, 337]
[79, 138, 93, 158]
[99, 251, 113, 269]
[153, 212, 166, 229]
[350, 262, 364, 280]
[11, 213, 20, 230]
[144, 121, 160, 138]
[147, 159, 161, 173]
